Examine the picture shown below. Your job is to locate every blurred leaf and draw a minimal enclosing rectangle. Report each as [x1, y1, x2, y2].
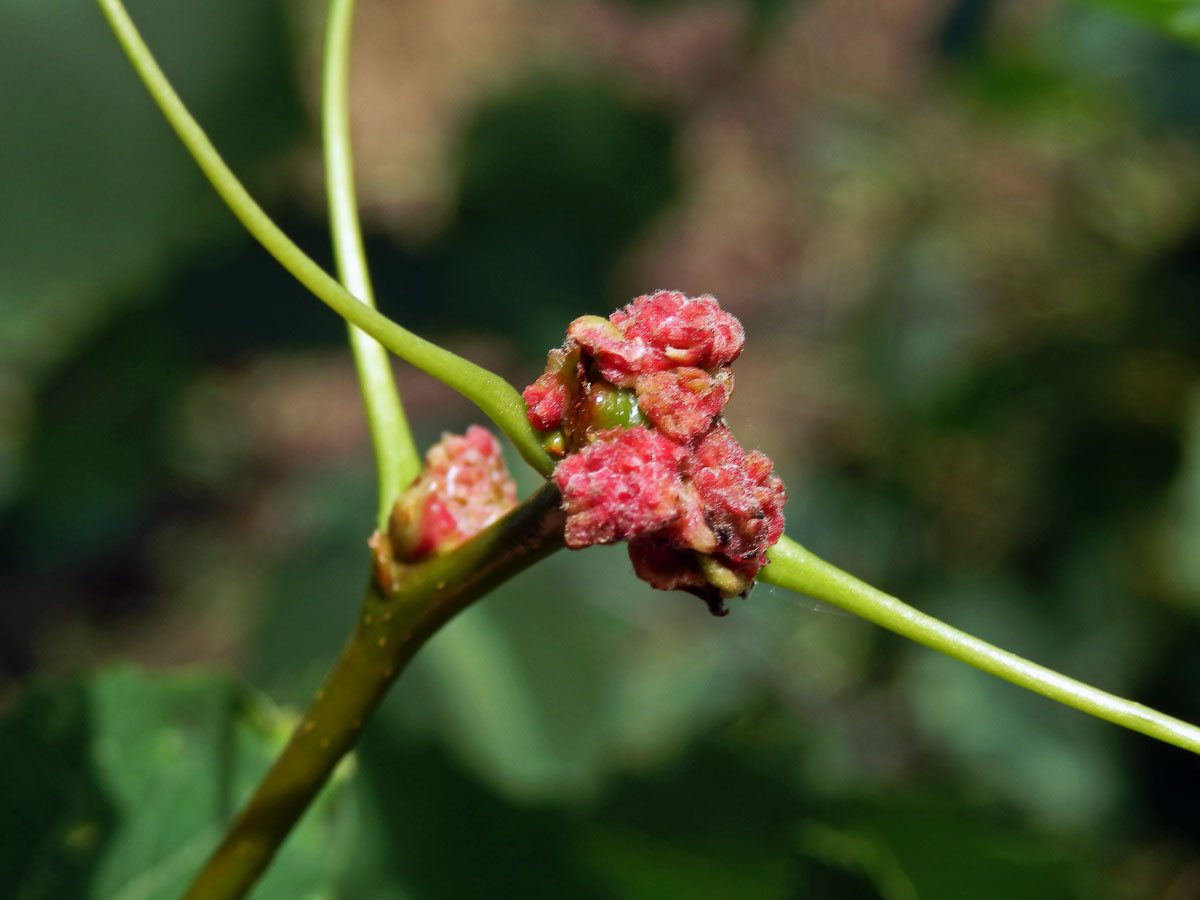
[433, 76, 678, 352]
[796, 821, 917, 900]
[0, 0, 301, 505]
[249, 464, 377, 705]
[0, 0, 301, 356]
[1075, 0, 1200, 48]
[416, 604, 562, 795]
[385, 543, 753, 801]
[1161, 387, 1200, 603]
[2, 305, 193, 572]
[353, 729, 610, 900]
[901, 577, 1121, 829]
[579, 744, 804, 899]
[582, 825, 792, 900]
[801, 796, 1099, 900]
[0, 666, 357, 900]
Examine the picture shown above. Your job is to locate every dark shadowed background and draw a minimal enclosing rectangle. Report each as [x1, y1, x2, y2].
[3, 0, 1200, 897]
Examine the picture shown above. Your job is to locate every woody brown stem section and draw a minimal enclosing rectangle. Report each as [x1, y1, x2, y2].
[182, 483, 565, 900]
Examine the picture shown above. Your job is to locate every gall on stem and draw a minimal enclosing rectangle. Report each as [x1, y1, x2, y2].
[371, 426, 518, 593]
[523, 290, 786, 615]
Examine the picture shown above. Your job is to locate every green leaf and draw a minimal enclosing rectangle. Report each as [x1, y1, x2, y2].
[0, 0, 300, 347]
[387, 542, 752, 800]
[0, 666, 357, 900]
[1075, 0, 1200, 47]
[0, 0, 301, 504]
[799, 796, 1099, 900]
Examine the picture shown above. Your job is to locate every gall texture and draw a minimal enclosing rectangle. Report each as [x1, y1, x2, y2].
[370, 426, 518, 593]
[524, 290, 784, 613]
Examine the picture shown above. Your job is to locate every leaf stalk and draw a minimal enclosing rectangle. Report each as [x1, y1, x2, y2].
[96, 0, 555, 477]
[323, 0, 422, 524]
[763, 536, 1200, 756]
[181, 484, 566, 899]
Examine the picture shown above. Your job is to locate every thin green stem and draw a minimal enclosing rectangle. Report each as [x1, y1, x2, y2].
[181, 484, 567, 900]
[323, 0, 421, 525]
[97, 0, 554, 478]
[762, 535, 1200, 756]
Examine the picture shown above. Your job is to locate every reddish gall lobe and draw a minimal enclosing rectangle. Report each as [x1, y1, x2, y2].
[567, 315, 669, 387]
[635, 367, 732, 443]
[628, 540, 710, 594]
[523, 372, 568, 432]
[613, 290, 744, 369]
[378, 425, 518, 574]
[686, 426, 786, 566]
[554, 427, 687, 548]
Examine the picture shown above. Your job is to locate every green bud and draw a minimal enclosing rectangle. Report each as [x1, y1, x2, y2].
[697, 554, 751, 599]
[539, 428, 568, 457]
[584, 382, 645, 432]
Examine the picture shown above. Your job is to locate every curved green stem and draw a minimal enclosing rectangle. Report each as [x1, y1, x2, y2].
[97, 0, 555, 478]
[762, 535, 1200, 756]
[181, 484, 567, 900]
[323, 0, 421, 525]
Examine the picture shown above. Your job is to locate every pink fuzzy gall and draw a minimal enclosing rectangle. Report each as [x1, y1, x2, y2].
[380, 425, 518, 568]
[522, 346, 579, 433]
[524, 290, 785, 612]
[567, 316, 669, 388]
[523, 372, 568, 432]
[686, 426, 786, 568]
[635, 367, 732, 443]
[612, 290, 744, 369]
[554, 427, 690, 548]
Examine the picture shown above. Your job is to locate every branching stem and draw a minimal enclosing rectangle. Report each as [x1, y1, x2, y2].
[323, 0, 421, 524]
[181, 484, 567, 900]
[96, 0, 555, 477]
[763, 536, 1200, 756]
[96, 8, 1200, 900]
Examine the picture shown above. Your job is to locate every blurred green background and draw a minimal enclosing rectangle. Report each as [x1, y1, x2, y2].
[3, 0, 1200, 897]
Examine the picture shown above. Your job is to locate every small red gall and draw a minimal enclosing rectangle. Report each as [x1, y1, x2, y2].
[554, 427, 688, 548]
[686, 426, 786, 568]
[635, 367, 732, 443]
[567, 315, 669, 388]
[523, 371, 568, 432]
[612, 290, 744, 369]
[371, 426, 518, 588]
[522, 346, 579, 433]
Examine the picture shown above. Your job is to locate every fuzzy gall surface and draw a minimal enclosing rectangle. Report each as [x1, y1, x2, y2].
[372, 426, 518, 587]
[635, 367, 732, 443]
[555, 427, 690, 548]
[524, 290, 785, 613]
[611, 290, 744, 369]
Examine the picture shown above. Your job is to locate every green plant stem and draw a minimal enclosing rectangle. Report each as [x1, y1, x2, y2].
[96, 0, 554, 478]
[323, 0, 421, 525]
[181, 483, 567, 900]
[762, 535, 1200, 756]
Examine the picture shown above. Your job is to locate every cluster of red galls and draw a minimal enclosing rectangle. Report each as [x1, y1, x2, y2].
[524, 290, 786, 614]
[368, 291, 786, 615]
